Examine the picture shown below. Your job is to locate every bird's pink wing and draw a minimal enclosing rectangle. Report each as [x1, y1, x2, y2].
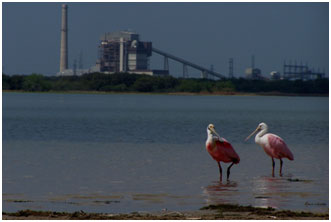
[215, 138, 240, 163]
[268, 134, 294, 160]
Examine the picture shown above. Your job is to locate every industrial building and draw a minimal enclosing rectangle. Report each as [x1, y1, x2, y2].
[245, 55, 264, 80]
[95, 31, 157, 74]
[245, 67, 263, 80]
[55, 5, 222, 78]
[56, 4, 166, 76]
[56, 5, 224, 78]
[270, 71, 281, 80]
[93, 31, 226, 78]
[55, 4, 233, 79]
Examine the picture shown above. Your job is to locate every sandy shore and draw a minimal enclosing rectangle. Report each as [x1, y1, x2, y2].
[3, 204, 329, 220]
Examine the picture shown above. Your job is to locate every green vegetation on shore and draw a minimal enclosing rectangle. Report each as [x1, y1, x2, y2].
[2, 72, 328, 95]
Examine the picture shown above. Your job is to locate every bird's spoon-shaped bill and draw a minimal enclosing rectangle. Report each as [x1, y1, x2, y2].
[245, 127, 259, 141]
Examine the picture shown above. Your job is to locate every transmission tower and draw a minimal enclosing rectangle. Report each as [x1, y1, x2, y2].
[229, 58, 234, 78]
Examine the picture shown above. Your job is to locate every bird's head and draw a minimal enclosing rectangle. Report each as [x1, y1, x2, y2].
[258, 122, 268, 131]
[245, 122, 268, 141]
[207, 124, 221, 139]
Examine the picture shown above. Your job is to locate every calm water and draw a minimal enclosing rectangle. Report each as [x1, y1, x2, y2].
[3, 92, 329, 213]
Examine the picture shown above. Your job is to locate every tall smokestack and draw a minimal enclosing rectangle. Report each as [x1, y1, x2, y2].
[60, 4, 68, 72]
[119, 37, 124, 72]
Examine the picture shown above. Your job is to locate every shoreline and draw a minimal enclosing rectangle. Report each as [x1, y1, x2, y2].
[2, 90, 328, 97]
[2, 204, 329, 220]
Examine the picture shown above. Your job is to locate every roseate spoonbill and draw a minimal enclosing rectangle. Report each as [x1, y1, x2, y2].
[205, 124, 240, 181]
[245, 122, 294, 177]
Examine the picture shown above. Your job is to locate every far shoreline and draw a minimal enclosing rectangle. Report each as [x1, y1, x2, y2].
[2, 90, 329, 97]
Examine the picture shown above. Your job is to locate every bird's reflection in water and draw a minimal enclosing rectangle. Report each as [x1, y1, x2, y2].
[252, 176, 288, 209]
[202, 177, 290, 209]
[202, 180, 239, 205]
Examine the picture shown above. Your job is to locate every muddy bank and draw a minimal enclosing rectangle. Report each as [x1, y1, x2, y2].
[3, 204, 329, 220]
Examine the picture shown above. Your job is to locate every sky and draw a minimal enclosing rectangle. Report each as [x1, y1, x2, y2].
[2, 2, 329, 78]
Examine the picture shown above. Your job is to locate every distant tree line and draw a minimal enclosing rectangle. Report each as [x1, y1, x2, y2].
[2, 72, 329, 95]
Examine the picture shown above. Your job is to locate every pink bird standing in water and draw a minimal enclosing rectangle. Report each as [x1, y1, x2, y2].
[246, 122, 294, 177]
[205, 124, 240, 181]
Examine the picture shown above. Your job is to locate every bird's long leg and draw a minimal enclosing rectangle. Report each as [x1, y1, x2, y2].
[227, 162, 235, 181]
[279, 159, 283, 177]
[271, 158, 275, 177]
[217, 162, 222, 181]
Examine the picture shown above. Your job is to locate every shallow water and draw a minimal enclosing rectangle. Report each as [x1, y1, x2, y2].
[3, 92, 329, 213]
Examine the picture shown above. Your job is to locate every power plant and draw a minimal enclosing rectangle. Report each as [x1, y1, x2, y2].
[95, 31, 167, 76]
[56, 5, 224, 78]
[245, 55, 263, 80]
[56, 5, 325, 80]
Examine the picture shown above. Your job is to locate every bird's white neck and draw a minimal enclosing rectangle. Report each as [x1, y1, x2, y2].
[255, 127, 268, 143]
[207, 130, 218, 143]
[207, 130, 213, 140]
